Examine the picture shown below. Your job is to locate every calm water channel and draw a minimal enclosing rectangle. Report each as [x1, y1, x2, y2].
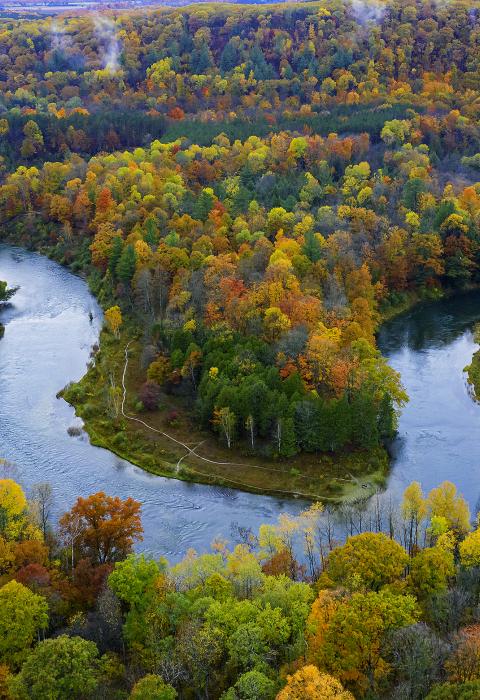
[2, 244, 480, 559]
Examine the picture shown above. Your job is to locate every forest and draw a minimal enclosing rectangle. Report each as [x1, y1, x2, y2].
[2, 472, 480, 699]
[5, 0, 480, 490]
[3, 0, 480, 697]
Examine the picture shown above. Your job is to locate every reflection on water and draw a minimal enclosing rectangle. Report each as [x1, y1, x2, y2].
[2, 245, 480, 559]
[377, 292, 480, 353]
[378, 290, 480, 507]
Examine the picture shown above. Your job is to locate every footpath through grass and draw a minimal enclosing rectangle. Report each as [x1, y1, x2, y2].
[62, 330, 388, 502]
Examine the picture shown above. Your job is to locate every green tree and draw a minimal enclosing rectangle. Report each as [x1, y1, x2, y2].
[0, 580, 48, 668]
[220, 40, 240, 73]
[193, 187, 215, 221]
[227, 623, 266, 672]
[426, 681, 480, 699]
[408, 546, 455, 601]
[108, 554, 164, 644]
[0, 281, 17, 304]
[255, 603, 291, 648]
[108, 235, 123, 278]
[302, 230, 323, 263]
[191, 43, 212, 73]
[221, 670, 276, 700]
[8, 635, 99, 699]
[130, 674, 177, 700]
[116, 243, 137, 286]
[176, 621, 224, 696]
[276, 409, 297, 458]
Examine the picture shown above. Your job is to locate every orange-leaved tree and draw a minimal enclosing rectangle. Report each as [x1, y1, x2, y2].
[59, 492, 143, 566]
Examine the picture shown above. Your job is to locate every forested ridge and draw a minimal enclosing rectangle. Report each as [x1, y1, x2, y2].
[4, 0, 480, 697]
[4, 0, 480, 480]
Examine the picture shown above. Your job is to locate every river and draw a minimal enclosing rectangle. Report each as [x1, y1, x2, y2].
[378, 292, 480, 510]
[0, 245, 307, 559]
[1, 245, 480, 560]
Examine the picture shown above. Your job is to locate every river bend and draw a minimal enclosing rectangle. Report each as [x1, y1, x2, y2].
[2, 245, 480, 558]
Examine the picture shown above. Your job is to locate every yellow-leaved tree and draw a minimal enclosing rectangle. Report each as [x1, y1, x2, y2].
[459, 527, 480, 568]
[0, 479, 40, 541]
[277, 665, 354, 699]
[105, 305, 123, 338]
[427, 481, 471, 536]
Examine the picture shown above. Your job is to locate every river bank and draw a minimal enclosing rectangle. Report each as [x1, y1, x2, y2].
[3, 233, 477, 506]
[0, 236, 392, 502]
[61, 276, 480, 502]
[0, 227, 466, 503]
[0, 241, 446, 503]
[3, 246, 480, 558]
[57, 280, 449, 502]
[464, 322, 480, 401]
[62, 329, 388, 502]
[0, 246, 314, 558]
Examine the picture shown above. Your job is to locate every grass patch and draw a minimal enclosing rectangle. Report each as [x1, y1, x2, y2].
[61, 329, 389, 502]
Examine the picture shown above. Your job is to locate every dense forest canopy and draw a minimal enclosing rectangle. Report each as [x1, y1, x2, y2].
[0, 0, 480, 162]
[4, 1, 480, 463]
[4, 0, 480, 697]
[1, 475, 480, 699]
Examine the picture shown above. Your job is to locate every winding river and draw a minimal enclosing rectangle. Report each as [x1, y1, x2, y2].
[2, 244, 480, 559]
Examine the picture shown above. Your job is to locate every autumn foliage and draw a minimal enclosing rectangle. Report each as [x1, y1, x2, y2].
[59, 492, 143, 565]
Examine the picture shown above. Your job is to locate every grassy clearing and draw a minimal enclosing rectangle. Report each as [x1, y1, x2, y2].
[61, 330, 388, 502]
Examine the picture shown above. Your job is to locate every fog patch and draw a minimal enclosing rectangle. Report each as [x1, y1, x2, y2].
[350, 0, 385, 25]
[50, 19, 71, 52]
[93, 16, 121, 73]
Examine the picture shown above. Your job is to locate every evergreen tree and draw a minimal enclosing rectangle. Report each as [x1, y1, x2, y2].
[143, 218, 159, 247]
[294, 400, 319, 452]
[351, 391, 379, 448]
[109, 235, 123, 279]
[377, 393, 396, 441]
[279, 410, 298, 458]
[247, 45, 275, 80]
[303, 230, 323, 263]
[330, 395, 352, 451]
[220, 40, 240, 73]
[116, 244, 137, 286]
[191, 44, 212, 73]
[193, 189, 215, 222]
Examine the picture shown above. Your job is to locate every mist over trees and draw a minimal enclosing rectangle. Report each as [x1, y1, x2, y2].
[3, 1, 480, 696]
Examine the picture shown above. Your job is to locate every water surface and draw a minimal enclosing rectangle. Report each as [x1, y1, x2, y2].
[2, 245, 480, 559]
[0, 246, 305, 559]
[378, 292, 480, 507]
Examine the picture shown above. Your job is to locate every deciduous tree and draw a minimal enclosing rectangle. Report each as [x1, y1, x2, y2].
[277, 665, 354, 699]
[59, 492, 143, 565]
[0, 580, 48, 668]
[8, 635, 99, 699]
